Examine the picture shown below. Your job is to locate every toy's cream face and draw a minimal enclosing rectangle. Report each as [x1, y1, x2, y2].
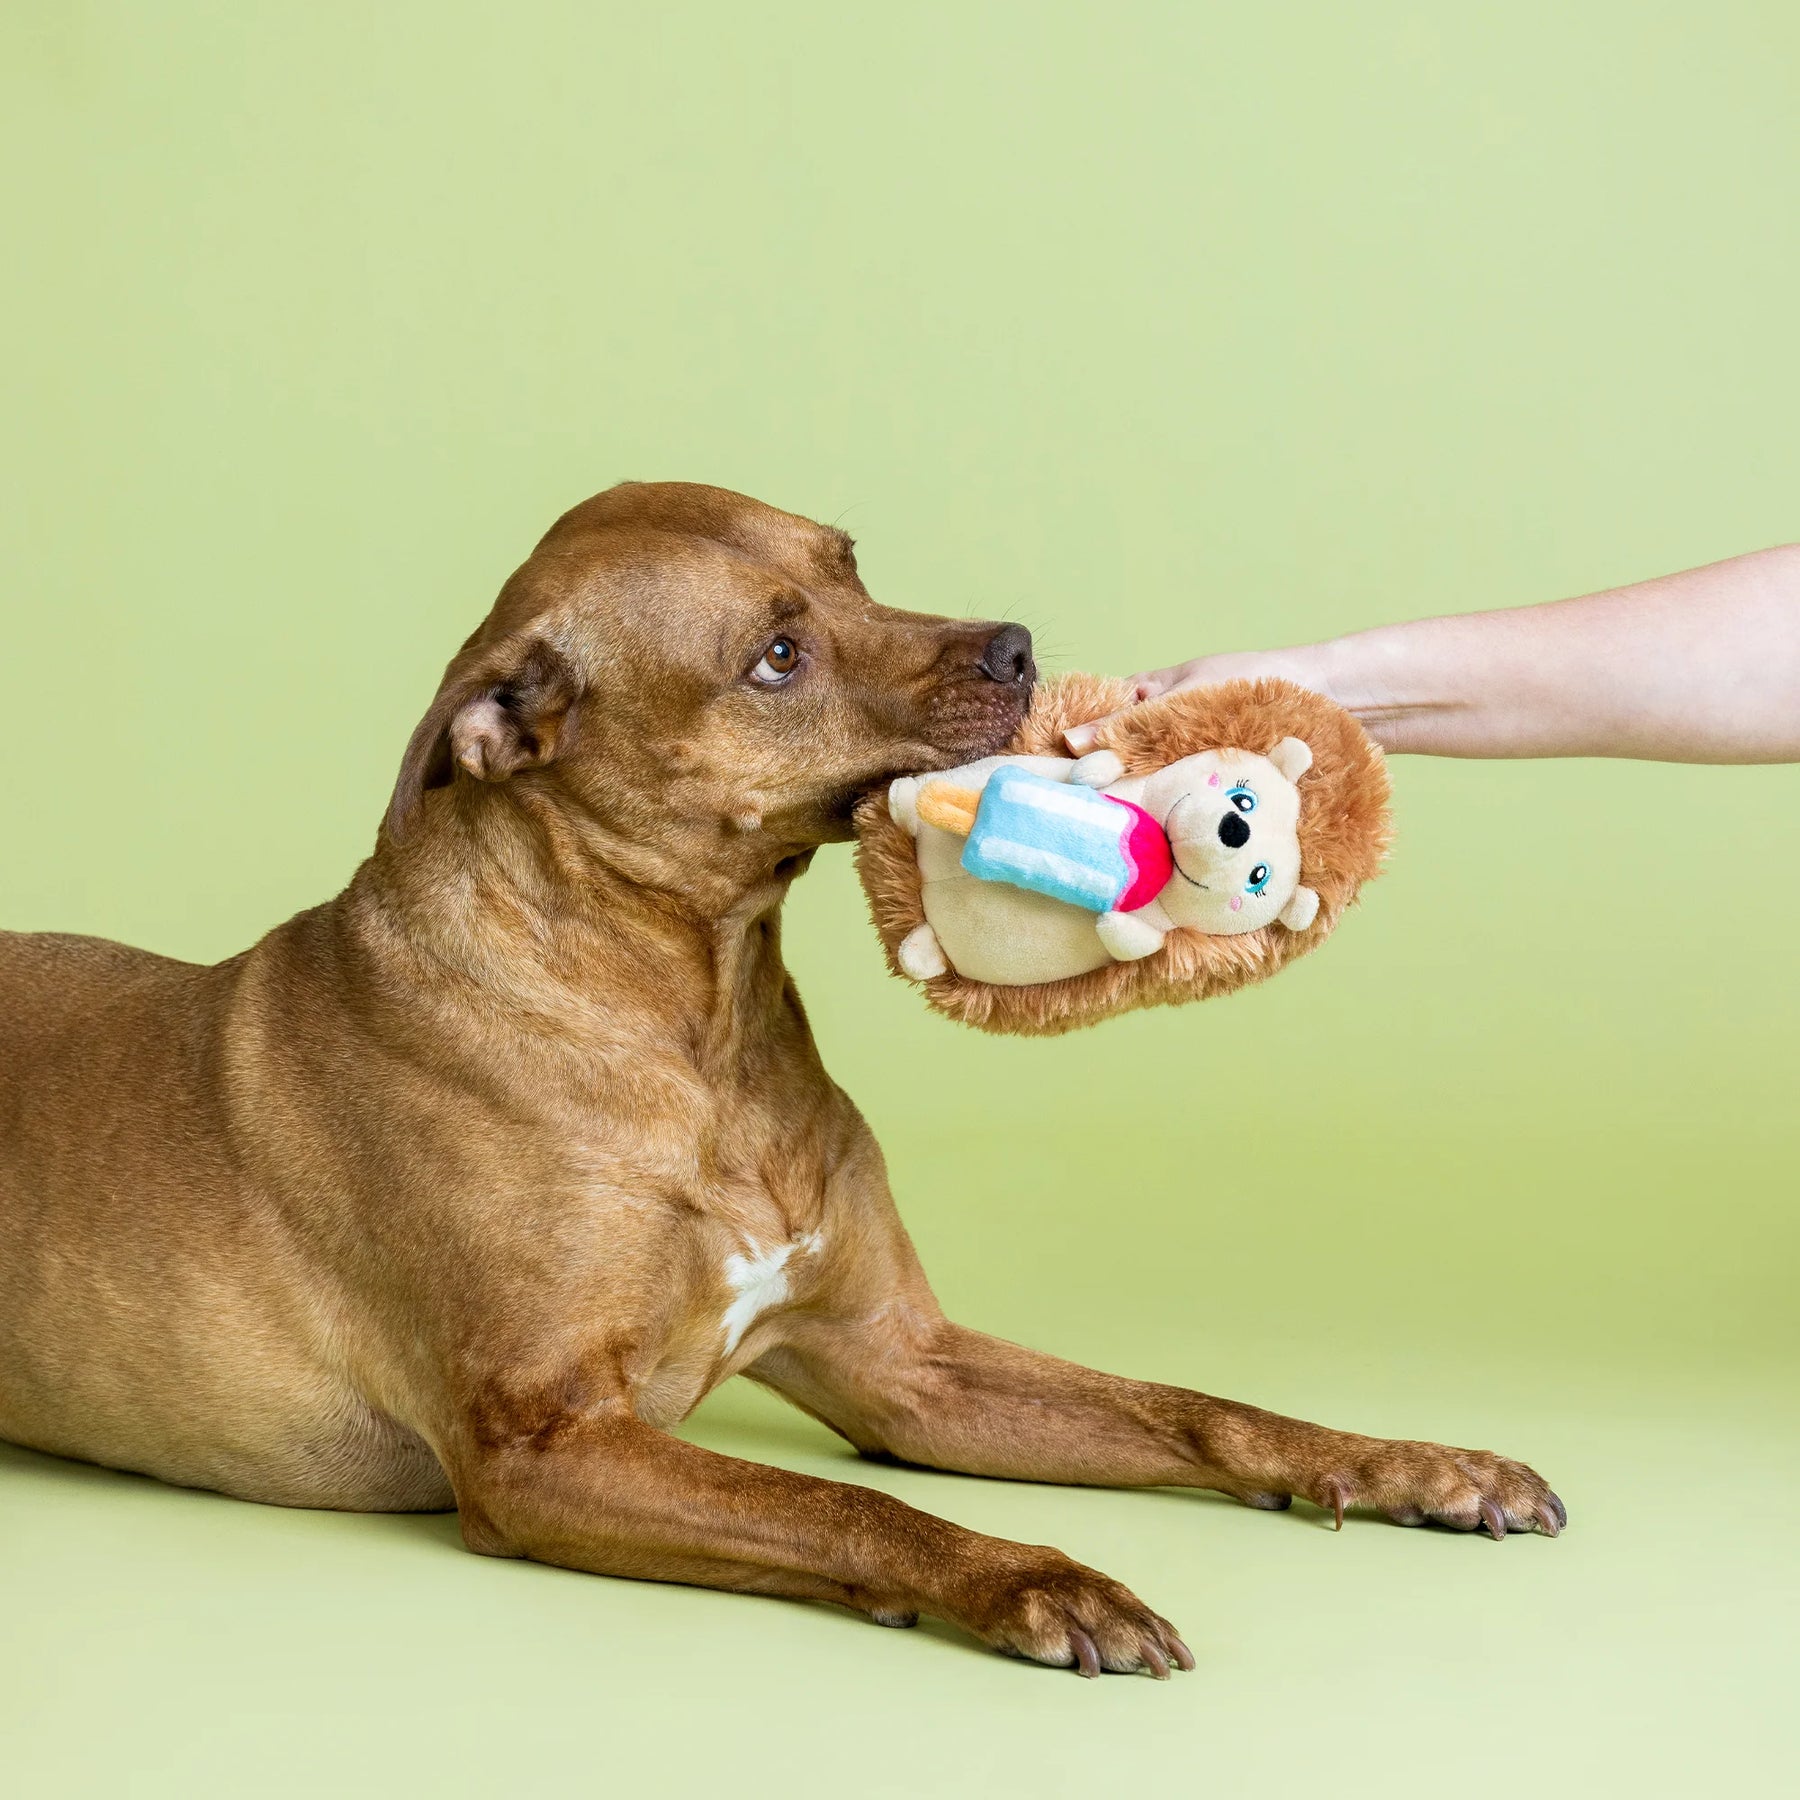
[1141, 741, 1319, 936]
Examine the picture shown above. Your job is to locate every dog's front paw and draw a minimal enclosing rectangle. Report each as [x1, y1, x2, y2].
[1301, 1438, 1565, 1539]
[957, 1549, 1193, 1678]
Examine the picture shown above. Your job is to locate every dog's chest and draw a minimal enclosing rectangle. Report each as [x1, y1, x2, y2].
[687, 1129, 834, 1361]
[716, 1226, 825, 1353]
[553, 1012, 854, 1411]
[571, 1084, 839, 1390]
[622, 1210, 830, 1428]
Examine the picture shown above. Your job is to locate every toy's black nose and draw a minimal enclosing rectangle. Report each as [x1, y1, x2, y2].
[1218, 812, 1251, 849]
[978, 624, 1035, 687]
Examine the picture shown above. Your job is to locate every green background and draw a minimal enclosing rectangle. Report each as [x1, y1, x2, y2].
[3, 4, 1796, 1794]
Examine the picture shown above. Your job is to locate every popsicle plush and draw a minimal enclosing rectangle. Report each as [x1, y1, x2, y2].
[852, 672, 1392, 1036]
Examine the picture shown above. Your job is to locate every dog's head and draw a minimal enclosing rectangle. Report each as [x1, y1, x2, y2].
[386, 483, 1034, 882]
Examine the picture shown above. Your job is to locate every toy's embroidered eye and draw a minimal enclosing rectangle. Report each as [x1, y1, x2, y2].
[1228, 785, 1257, 813]
[751, 638, 801, 685]
[1246, 863, 1271, 896]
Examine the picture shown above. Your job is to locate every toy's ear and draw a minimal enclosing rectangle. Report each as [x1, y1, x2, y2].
[1279, 884, 1320, 931]
[386, 634, 584, 842]
[1268, 736, 1314, 783]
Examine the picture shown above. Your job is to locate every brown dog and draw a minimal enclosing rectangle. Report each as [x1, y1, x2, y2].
[0, 482, 1561, 1678]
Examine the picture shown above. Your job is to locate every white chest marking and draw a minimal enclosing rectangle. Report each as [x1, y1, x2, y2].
[719, 1231, 823, 1354]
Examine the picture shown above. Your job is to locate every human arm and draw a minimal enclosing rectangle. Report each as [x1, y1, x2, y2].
[1065, 545, 1800, 762]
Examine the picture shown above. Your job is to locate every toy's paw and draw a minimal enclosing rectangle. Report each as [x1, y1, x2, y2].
[1069, 749, 1125, 788]
[959, 1548, 1193, 1679]
[1286, 1437, 1566, 1539]
[1095, 909, 1165, 962]
[898, 922, 949, 981]
[1278, 884, 1321, 931]
[887, 776, 923, 833]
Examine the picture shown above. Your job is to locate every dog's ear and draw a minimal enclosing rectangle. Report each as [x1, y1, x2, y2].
[385, 635, 584, 842]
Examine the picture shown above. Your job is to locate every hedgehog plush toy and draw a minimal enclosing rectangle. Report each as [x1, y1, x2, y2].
[854, 674, 1392, 1036]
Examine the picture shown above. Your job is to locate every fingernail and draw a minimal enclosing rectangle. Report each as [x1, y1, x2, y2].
[1063, 725, 1096, 754]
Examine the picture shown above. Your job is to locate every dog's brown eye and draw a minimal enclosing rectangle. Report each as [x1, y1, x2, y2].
[751, 638, 801, 685]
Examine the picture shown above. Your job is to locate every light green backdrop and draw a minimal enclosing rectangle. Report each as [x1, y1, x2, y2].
[2, 4, 1795, 1795]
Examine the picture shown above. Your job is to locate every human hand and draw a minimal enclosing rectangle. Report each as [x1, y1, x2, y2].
[1062, 646, 1340, 755]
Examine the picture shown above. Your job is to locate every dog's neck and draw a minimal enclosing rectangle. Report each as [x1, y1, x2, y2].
[348, 783, 811, 1075]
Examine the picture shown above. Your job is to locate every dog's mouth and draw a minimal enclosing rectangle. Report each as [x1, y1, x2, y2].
[853, 675, 1031, 782]
[927, 674, 1035, 766]
[816, 670, 1034, 839]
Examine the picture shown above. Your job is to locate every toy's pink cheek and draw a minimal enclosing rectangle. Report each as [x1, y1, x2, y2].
[1208, 774, 1221, 787]
[1229, 895, 1243, 912]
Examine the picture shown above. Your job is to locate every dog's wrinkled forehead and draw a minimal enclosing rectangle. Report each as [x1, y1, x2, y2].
[487, 481, 864, 656]
[543, 480, 859, 596]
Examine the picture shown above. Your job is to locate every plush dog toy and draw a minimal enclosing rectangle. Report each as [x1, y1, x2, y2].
[854, 673, 1392, 1036]
[888, 736, 1322, 984]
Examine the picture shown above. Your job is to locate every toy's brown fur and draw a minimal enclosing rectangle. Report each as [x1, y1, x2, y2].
[855, 672, 1394, 1033]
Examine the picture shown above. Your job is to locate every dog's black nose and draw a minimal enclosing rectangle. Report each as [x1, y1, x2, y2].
[1218, 812, 1251, 849]
[978, 624, 1035, 686]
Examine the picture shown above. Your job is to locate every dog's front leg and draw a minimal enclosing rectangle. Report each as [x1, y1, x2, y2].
[754, 1316, 1565, 1538]
[444, 1407, 1191, 1675]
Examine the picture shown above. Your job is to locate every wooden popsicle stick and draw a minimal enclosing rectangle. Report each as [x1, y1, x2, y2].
[916, 783, 981, 837]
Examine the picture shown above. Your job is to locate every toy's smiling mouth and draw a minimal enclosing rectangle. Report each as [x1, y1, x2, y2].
[1166, 796, 1214, 889]
[1169, 852, 1210, 891]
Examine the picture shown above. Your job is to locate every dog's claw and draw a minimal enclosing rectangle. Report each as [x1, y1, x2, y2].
[1169, 1635, 1196, 1672]
[981, 1554, 1184, 1677]
[1269, 1443, 1561, 1543]
[1324, 1475, 1349, 1530]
